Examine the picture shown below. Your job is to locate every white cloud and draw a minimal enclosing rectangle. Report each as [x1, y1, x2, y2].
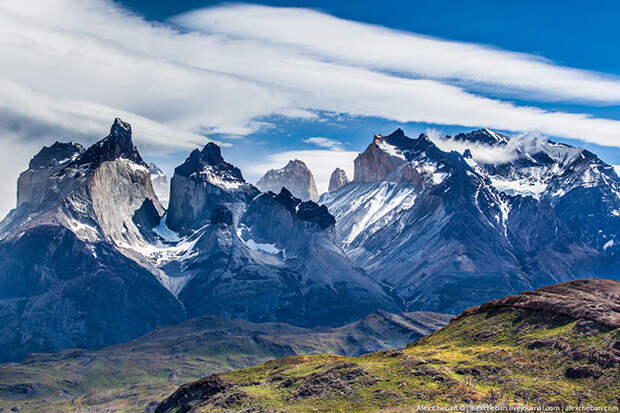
[304, 137, 343, 149]
[245, 150, 357, 195]
[1, 0, 619, 148]
[0, 80, 208, 151]
[2, 0, 620, 215]
[429, 130, 572, 166]
[177, 4, 620, 105]
[429, 135, 520, 164]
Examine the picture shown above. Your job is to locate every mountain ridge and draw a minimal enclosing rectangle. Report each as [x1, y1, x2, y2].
[321, 127, 620, 314]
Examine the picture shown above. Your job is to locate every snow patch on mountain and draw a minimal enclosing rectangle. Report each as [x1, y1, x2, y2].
[374, 135, 406, 160]
[193, 164, 245, 190]
[321, 181, 417, 246]
[243, 238, 283, 255]
[149, 163, 170, 208]
[153, 215, 180, 242]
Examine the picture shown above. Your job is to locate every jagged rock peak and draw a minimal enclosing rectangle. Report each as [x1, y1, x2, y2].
[355, 129, 446, 183]
[210, 204, 233, 226]
[328, 168, 350, 192]
[76, 118, 145, 167]
[29, 141, 84, 169]
[372, 129, 437, 155]
[297, 201, 335, 229]
[256, 159, 319, 201]
[451, 128, 509, 146]
[110, 117, 131, 139]
[273, 188, 335, 229]
[166, 142, 257, 233]
[274, 187, 301, 210]
[174, 142, 244, 184]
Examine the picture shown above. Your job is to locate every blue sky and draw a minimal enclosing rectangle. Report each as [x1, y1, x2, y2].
[1, 0, 620, 214]
[118, 0, 620, 171]
[122, 0, 620, 74]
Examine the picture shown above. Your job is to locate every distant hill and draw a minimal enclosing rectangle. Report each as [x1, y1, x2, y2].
[0, 311, 449, 412]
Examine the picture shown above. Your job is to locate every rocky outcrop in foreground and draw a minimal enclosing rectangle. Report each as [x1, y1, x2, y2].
[458, 278, 620, 328]
[256, 159, 319, 201]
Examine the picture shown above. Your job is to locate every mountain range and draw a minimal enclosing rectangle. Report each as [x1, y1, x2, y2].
[0, 119, 394, 362]
[1, 119, 619, 365]
[321, 128, 620, 312]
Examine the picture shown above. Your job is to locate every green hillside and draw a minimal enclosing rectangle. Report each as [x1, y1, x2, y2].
[155, 279, 620, 413]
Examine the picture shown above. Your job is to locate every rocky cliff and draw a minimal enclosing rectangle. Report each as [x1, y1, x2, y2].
[256, 159, 319, 201]
[166, 143, 259, 234]
[328, 168, 350, 191]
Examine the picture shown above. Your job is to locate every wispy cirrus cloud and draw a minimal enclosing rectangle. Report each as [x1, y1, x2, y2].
[177, 4, 620, 105]
[1, 0, 620, 215]
[2, 0, 620, 150]
[304, 137, 344, 150]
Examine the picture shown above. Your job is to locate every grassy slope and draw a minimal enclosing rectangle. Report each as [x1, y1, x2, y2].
[179, 307, 619, 412]
[0, 311, 450, 412]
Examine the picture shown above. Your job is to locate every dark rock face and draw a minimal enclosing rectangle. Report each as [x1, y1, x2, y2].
[174, 143, 241, 179]
[210, 204, 233, 226]
[328, 168, 350, 192]
[29, 141, 84, 169]
[166, 143, 259, 234]
[297, 201, 335, 229]
[322, 128, 620, 314]
[564, 366, 603, 379]
[270, 187, 335, 230]
[0, 225, 184, 363]
[179, 186, 398, 327]
[155, 374, 230, 413]
[256, 159, 319, 201]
